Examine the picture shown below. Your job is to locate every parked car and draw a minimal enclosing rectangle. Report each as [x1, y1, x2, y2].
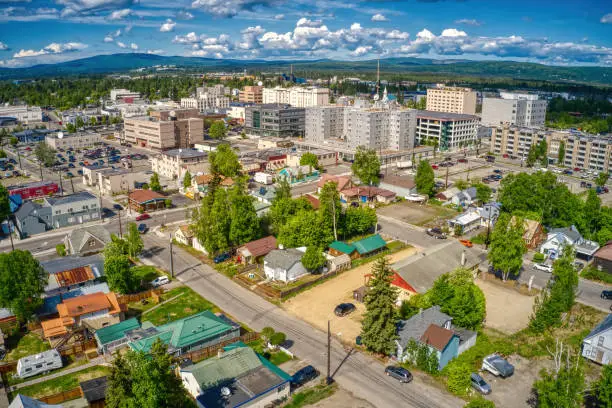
[135, 213, 151, 221]
[482, 354, 514, 378]
[471, 373, 491, 395]
[137, 223, 148, 234]
[426, 227, 447, 239]
[113, 204, 124, 211]
[459, 239, 473, 248]
[601, 290, 612, 300]
[151, 276, 170, 287]
[493, 169, 502, 174]
[458, 158, 468, 163]
[533, 263, 553, 273]
[385, 366, 412, 383]
[334, 303, 356, 317]
[292, 365, 319, 387]
[563, 169, 573, 175]
[213, 252, 231, 264]
[431, 164, 439, 170]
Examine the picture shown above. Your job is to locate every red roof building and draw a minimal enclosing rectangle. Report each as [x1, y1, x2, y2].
[237, 236, 277, 264]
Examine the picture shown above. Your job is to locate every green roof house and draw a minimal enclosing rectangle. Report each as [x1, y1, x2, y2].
[128, 311, 240, 356]
[95, 317, 141, 354]
[180, 342, 292, 408]
[352, 234, 387, 256]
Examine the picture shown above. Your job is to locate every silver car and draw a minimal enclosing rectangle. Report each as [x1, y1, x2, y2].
[471, 373, 491, 395]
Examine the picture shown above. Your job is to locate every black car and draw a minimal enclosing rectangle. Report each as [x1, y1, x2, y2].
[113, 204, 123, 211]
[385, 366, 412, 383]
[334, 303, 356, 317]
[292, 365, 319, 387]
[137, 223, 148, 234]
[601, 290, 612, 300]
[426, 227, 447, 239]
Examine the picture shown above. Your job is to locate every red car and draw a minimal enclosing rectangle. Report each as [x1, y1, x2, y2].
[136, 213, 151, 221]
[431, 164, 439, 170]
[458, 158, 468, 163]
[574, 167, 581, 172]
[503, 154, 509, 158]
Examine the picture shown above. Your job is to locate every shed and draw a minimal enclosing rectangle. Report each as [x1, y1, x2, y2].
[95, 317, 141, 354]
[328, 253, 351, 272]
[352, 234, 387, 257]
[80, 376, 108, 408]
[329, 241, 357, 259]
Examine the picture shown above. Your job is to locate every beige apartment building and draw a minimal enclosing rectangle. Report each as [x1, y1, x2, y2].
[123, 109, 204, 150]
[239, 86, 263, 104]
[263, 87, 329, 107]
[426, 86, 477, 115]
[46, 131, 102, 150]
[150, 148, 210, 182]
[491, 124, 612, 173]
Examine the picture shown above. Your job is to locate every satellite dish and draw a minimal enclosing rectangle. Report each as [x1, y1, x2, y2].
[373, 94, 380, 101]
[57, 132, 64, 139]
[257, 81, 263, 86]
[170, 110, 176, 117]
[220, 387, 231, 397]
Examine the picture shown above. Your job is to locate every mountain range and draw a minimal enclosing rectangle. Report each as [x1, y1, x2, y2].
[1, 53, 611, 85]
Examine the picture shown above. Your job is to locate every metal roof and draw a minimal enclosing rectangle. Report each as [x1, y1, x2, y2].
[263, 249, 303, 271]
[45, 191, 96, 206]
[95, 317, 141, 346]
[329, 241, 356, 255]
[352, 234, 387, 255]
[397, 306, 452, 348]
[584, 314, 612, 341]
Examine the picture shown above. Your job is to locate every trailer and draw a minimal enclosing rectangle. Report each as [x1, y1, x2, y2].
[396, 161, 413, 169]
[254, 172, 273, 185]
[16, 349, 63, 379]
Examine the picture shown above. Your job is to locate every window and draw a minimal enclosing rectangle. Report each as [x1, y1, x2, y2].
[598, 336, 604, 347]
[35, 364, 42, 368]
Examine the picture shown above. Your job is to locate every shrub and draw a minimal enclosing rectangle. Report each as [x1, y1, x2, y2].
[533, 252, 545, 263]
[55, 243, 66, 256]
[261, 327, 275, 342]
[444, 362, 472, 396]
[465, 397, 496, 408]
[164, 199, 172, 208]
[581, 266, 612, 284]
[270, 332, 287, 346]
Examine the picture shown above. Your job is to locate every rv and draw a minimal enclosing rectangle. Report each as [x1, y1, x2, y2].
[254, 172, 273, 185]
[16, 349, 63, 379]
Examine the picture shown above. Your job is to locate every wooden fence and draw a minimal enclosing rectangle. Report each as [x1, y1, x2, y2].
[117, 288, 164, 304]
[58, 339, 98, 357]
[182, 332, 260, 364]
[38, 387, 82, 404]
[0, 361, 17, 374]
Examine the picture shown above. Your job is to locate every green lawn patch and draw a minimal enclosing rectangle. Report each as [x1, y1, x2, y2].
[132, 265, 162, 285]
[5, 332, 50, 362]
[139, 286, 217, 326]
[215, 262, 239, 278]
[581, 266, 612, 284]
[10, 365, 110, 400]
[284, 383, 337, 408]
[244, 339, 292, 366]
[268, 351, 292, 366]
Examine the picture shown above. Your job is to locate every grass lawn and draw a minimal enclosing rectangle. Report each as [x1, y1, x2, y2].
[10, 365, 110, 400]
[245, 339, 293, 366]
[132, 265, 163, 285]
[139, 286, 217, 326]
[284, 383, 337, 408]
[215, 262, 240, 278]
[5, 356, 89, 387]
[268, 351, 293, 366]
[5, 332, 50, 362]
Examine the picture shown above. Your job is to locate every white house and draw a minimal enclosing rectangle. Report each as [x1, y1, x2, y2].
[582, 314, 612, 365]
[540, 225, 600, 261]
[450, 187, 478, 207]
[263, 249, 307, 282]
[447, 210, 482, 234]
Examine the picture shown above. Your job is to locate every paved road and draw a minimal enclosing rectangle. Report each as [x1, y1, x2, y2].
[141, 233, 462, 408]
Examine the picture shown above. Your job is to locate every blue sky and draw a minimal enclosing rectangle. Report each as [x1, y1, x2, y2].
[0, 0, 611, 68]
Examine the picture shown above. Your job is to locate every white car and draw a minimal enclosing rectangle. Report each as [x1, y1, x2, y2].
[533, 263, 553, 273]
[151, 276, 170, 287]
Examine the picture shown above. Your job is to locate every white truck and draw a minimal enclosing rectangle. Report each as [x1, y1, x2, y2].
[396, 161, 413, 169]
[254, 172, 273, 185]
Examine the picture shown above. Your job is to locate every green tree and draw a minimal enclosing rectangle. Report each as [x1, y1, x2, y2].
[558, 141, 566, 164]
[596, 172, 609, 187]
[473, 182, 492, 204]
[0, 250, 48, 322]
[533, 356, 584, 408]
[301, 246, 326, 272]
[0, 150, 6, 159]
[104, 254, 135, 294]
[210, 144, 240, 177]
[0, 184, 10, 224]
[318, 181, 342, 241]
[9, 136, 18, 146]
[228, 186, 261, 246]
[526, 145, 538, 167]
[269, 196, 312, 234]
[106, 339, 190, 408]
[361, 257, 399, 355]
[182, 170, 192, 189]
[126, 222, 144, 258]
[299, 152, 319, 173]
[269, 332, 287, 347]
[464, 398, 496, 408]
[594, 364, 612, 408]
[278, 210, 331, 248]
[89, 116, 98, 126]
[583, 189, 601, 236]
[352, 146, 380, 185]
[487, 214, 526, 280]
[343, 206, 377, 237]
[75, 116, 85, 129]
[415, 160, 435, 197]
[150, 172, 162, 192]
[208, 188, 231, 254]
[34, 142, 57, 167]
[209, 120, 227, 139]
[444, 362, 472, 396]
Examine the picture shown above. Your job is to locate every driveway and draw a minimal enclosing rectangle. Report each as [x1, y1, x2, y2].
[141, 234, 462, 408]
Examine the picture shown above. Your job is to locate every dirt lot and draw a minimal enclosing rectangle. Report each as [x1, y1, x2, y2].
[377, 201, 457, 227]
[477, 279, 535, 334]
[283, 248, 417, 344]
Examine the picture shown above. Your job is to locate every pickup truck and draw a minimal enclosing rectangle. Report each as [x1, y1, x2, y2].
[482, 354, 514, 378]
[426, 228, 447, 239]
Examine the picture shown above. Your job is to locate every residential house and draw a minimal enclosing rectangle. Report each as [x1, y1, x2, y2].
[128, 190, 167, 212]
[378, 174, 417, 198]
[191, 174, 235, 197]
[0, 308, 16, 326]
[42, 254, 105, 297]
[39, 283, 110, 317]
[540, 225, 600, 261]
[581, 314, 612, 365]
[317, 174, 354, 193]
[95, 168, 149, 196]
[180, 343, 292, 408]
[150, 149, 209, 180]
[447, 210, 482, 235]
[13, 201, 51, 238]
[435, 187, 461, 203]
[250, 186, 276, 205]
[41, 291, 125, 343]
[478, 202, 501, 228]
[263, 249, 307, 282]
[329, 241, 358, 259]
[64, 225, 111, 256]
[593, 242, 612, 274]
[94, 317, 142, 354]
[80, 376, 108, 408]
[450, 187, 477, 207]
[340, 186, 396, 205]
[511, 217, 546, 250]
[128, 311, 240, 356]
[9, 394, 62, 408]
[329, 234, 387, 260]
[237, 236, 277, 265]
[277, 165, 319, 184]
[391, 241, 487, 302]
[303, 194, 320, 209]
[192, 236, 208, 255]
[45, 192, 100, 229]
[174, 225, 194, 246]
[396, 306, 477, 370]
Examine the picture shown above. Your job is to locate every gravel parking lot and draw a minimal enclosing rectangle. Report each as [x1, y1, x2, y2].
[477, 279, 535, 334]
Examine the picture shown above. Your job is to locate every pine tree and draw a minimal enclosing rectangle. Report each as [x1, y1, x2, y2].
[150, 172, 162, 192]
[183, 170, 192, 189]
[361, 257, 399, 355]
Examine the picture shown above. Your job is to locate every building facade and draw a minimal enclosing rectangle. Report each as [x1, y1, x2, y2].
[150, 148, 209, 180]
[415, 110, 480, 151]
[426, 86, 477, 115]
[239, 86, 263, 103]
[304, 106, 346, 145]
[245, 104, 305, 138]
[482, 92, 547, 127]
[123, 109, 204, 150]
[110, 89, 141, 102]
[0, 105, 43, 123]
[46, 132, 102, 150]
[263, 87, 329, 107]
[180, 85, 230, 113]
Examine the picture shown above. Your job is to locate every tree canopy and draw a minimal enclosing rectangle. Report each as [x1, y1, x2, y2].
[415, 160, 435, 197]
[149, 172, 162, 192]
[34, 142, 56, 167]
[301, 246, 326, 272]
[352, 146, 380, 185]
[182, 170, 192, 189]
[210, 144, 241, 178]
[125, 223, 144, 259]
[299, 152, 319, 172]
[209, 120, 227, 139]
[487, 214, 526, 281]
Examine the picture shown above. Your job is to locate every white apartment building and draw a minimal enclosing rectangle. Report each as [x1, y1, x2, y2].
[0, 105, 43, 123]
[46, 131, 102, 150]
[482, 92, 547, 127]
[305, 106, 346, 145]
[196, 84, 228, 97]
[415, 110, 480, 151]
[110, 89, 141, 102]
[263, 87, 329, 107]
[150, 148, 209, 181]
[426, 86, 477, 115]
[180, 95, 230, 113]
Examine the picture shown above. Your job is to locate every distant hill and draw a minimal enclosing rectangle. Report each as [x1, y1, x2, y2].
[0, 53, 611, 85]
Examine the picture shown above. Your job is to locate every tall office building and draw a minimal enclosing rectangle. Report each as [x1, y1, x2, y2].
[123, 109, 204, 150]
[482, 92, 547, 127]
[415, 111, 480, 151]
[239, 86, 263, 104]
[263, 87, 329, 107]
[245, 104, 305, 138]
[426, 86, 477, 115]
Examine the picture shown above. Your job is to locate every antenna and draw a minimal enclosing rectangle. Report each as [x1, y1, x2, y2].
[376, 58, 380, 98]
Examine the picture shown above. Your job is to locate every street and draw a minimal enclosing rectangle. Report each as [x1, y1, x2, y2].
[141, 232, 462, 408]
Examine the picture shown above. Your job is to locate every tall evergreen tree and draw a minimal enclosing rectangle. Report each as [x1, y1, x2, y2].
[182, 170, 192, 189]
[361, 257, 399, 355]
[149, 172, 162, 192]
[208, 188, 231, 254]
[558, 141, 566, 164]
[125, 222, 144, 258]
[229, 185, 261, 246]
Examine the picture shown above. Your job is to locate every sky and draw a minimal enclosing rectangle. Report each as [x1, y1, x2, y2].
[0, 0, 611, 68]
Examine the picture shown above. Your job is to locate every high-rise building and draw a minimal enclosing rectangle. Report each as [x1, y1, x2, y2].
[482, 92, 547, 127]
[123, 109, 204, 150]
[426, 86, 477, 115]
[240, 86, 263, 104]
[415, 111, 480, 151]
[245, 104, 305, 138]
[263, 87, 329, 107]
[305, 106, 346, 145]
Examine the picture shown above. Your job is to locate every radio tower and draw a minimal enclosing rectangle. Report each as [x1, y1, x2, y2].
[375, 59, 380, 98]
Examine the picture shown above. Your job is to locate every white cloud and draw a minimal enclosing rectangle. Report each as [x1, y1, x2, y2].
[116, 41, 126, 48]
[441, 28, 467, 37]
[0, 42, 8, 51]
[454, 19, 482, 26]
[13, 42, 87, 58]
[160, 19, 176, 32]
[274, 14, 284, 20]
[371, 13, 388, 22]
[57, 0, 136, 17]
[146, 49, 165, 54]
[103, 36, 114, 42]
[130, 43, 138, 50]
[0, 6, 59, 21]
[351, 45, 372, 56]
[107, 8, 131, 20]
[176, 10, 194, 20]
[190, 0, 278, 17]
[601, 13, 612, 24]
[173, 32, 200, 44]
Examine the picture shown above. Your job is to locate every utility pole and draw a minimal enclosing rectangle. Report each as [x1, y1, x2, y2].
[97, 182, 103, 221]
[6, 216, 14, 251]
[326, 320, 331, 385]
[16, 150, 22, 170]
[39, 162, 43, 181]
[70, 177, 74, 193]
[58, 170, 64, 196]
[169, 233, 174, 278]
[485, 206, 493, 250]
[445, 165, 449, 189]
[118, 210, 123, 238]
